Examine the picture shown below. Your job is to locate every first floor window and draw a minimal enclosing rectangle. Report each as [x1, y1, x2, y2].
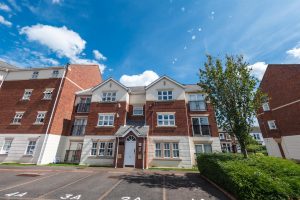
[155, 142, 179, 158]
[268, 120, 277, 130]
[35, 112, 46, 124]
[133, 106, 143, 116]
[99, 142, 106, 156]
[12, 112, 24, 124]
[192, 117, 210, 136]
[26, 141, 36, 155]
[262, 102, 270, 111]
[43, 89, 53, 100]
[1, 140, 12, 154]
[98, 114, 114, 126]
[90, 142, 97, 155]
[22, 89, 33, 100]
[195, 144, 212, 154]
[157, 113, 175, 126]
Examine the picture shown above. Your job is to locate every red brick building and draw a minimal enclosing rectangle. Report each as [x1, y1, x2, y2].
[257, 64, 300, 161]
[62, 76, 221, 168]
[0, 63, 102, 164]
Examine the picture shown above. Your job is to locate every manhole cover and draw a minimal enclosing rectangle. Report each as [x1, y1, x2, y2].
[16, 173, 41, 177]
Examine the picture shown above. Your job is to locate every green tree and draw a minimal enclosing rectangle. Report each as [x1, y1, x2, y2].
[199, 55, 265, 158]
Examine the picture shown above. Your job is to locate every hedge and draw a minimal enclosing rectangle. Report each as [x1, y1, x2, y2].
[197, 153, 300, 200]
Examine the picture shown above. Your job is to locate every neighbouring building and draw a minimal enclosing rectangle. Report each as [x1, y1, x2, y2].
[218, 130, 238, 153]
[249, 127, 265, 145]
[0, 63, 102, 164]
[257, 64, 300, 161]
[58, 76, 221, 168]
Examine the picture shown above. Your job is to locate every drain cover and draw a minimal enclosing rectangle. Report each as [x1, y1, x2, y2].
[16, 173, 41, 177]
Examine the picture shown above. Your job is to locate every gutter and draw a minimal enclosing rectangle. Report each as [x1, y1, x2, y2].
[37, 65, 68, 165]
[0, 68, 9, 89]
[115, 137, 119, 168]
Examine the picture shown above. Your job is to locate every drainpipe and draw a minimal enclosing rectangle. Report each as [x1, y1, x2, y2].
[142, 137, 145, 170]
[37, 65, 68, 165]
[115, 137, 119, 168]
[0, 68, 9, 90]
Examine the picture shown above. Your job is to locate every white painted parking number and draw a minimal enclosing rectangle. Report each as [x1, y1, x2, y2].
[121, 197, 141, 200]
[60, 194, 82, 199]
[5, 192, 27, 197]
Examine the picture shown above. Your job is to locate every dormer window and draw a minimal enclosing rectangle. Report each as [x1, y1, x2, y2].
[52, 70, 59, 78]
[102, 92, 116, 102]
[262, 102, 270, 111]
[158, 90, 173, 101]
[32, 71, 39, 79]
[22, 89, 33, 100]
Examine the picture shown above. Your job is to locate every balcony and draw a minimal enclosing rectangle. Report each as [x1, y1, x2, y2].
[189, 101, 206, 111]
[76, 103, 90, 113]
[192, 125, 211, 136]
[71, 125, 86, 136]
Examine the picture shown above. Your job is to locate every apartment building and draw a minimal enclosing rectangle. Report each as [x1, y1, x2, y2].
[249, 127, 265, 145]
[0, 63, 102, 164]
[59, 76, 221, 168]
[218, 130, 237, 153]
[257, 64, 300, 161]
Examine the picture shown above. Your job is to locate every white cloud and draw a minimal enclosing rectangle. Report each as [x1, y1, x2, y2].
[192, 35, 196, 40]
[181, 7, 185, 12]
[93, 50, 107, 61]
[0, 3, 11, 12]
[248, 62, 268, 80]
[20, 24, 106, 72]
[286, 47, 300, 59]
[7, 0, 21, 12]
[120, 70, 159, 86]
[52, 0, 61, 4]
[0, 15, 12, 27]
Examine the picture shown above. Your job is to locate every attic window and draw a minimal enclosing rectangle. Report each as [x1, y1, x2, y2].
[158, 90, 173, 101]
[32, 71, 39, 79]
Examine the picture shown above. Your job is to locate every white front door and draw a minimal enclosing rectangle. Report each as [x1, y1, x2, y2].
[124, 136, 136, 167]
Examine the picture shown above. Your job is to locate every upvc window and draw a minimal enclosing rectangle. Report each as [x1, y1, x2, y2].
[133, 106, 143, 116]
[192, 117, 210, 136]
[52, 70, 59, 78]
[0, 140, 12, 154]
[98, 114, 114, 126]
[158, 90, 173, 101]
[12, 112, 24, 124]
[90, 142, 97, 156]
[221, 143, 232, 153]
[253, 133, 261, 140]
[219, 133, 225, 140]
[268, 120, 277, 130]
[32, 71, 39, 79]
[262, 102, 270, 111]
[99, 142, 106, 156]
[102, 92, 116, 102]
[157, 114, 175, 126]
[22, 89, 33, 100]
[25, 141, 36, 155]
[43, 89, 53, 100]
[195, 144, 212, 154]
[155, 142, 179, 158]
[189, 94, 206, 111]
[35, 112, 46, 124]
[107, 142, 113, 156]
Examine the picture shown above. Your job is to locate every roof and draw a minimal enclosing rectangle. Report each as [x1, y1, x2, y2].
[128, 86, 146, 94]
[75, 87, 93, 95]
[0, 61, 18, 70]
[91, 78, 128, 92]
[250, 126, 261, 133]
[115, 125, 149, 137]
[184, 84, 203, 92]
[145, 75, 185, 90]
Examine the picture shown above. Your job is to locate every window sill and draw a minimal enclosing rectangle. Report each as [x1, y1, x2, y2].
[20, 99, 30, 101]
[153, 157, 182, 161]
[95, 126, 115, 128]
[154, 100, 175, 103]
[22, 154, 33, 157]
[190, 110, 208, 112]
[41, 98, 52, 101]
[193, 135, 211, 137]
[156, 126, 177, 128]
[88, 156, 114, 159]
[33, 123, 44, 125]
[99, 101, 117, 104]
[10, 123, 21, 125]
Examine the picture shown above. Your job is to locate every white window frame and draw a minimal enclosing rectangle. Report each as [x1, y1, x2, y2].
[106, 142, 113, 156]
[192, 116, 210, 136]
[102, 92, 116, 102]
[262, 102, 270, 111]
[267, 120, 277, 130]
[0, 139, 12, 154]
[90, 142, 97, 156]
[195, 144, 212, 154]
[25, 140, 36, 155]
[157, 113, 175, 126]
[43, 88, 54, 100]
[52, 70, 59, 78]
[22, 89, 33, 100]
[155, 142, 179, 158]
[97, 114, 115, 126]
[90, 141, 114, 157]
[155, 143, 162, 157]
[158, 90, 173, 101]
[99, 142, 106, 156]
[32, 71, 39, 79]
[172, 143, 179, 158]
[133, 106, 143, 116]
[219, 133, 225, 140]
[35, 111, 47, 124]
[12, 112, 24, 124]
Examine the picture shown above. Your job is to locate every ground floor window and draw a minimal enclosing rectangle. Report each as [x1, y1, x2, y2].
[90, 141, 114, 157]
[221, 143, 232, 153]
[195, 144, 212, 154]
[25, 141, 36, 155]
[155, 142, 179, 158]
[1, 139, 12, 154]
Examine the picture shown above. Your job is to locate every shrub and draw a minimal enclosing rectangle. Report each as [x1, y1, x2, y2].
[197, 153, 300, 200]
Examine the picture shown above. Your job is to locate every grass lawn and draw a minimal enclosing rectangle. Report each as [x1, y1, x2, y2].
[148, 167, 198, 172]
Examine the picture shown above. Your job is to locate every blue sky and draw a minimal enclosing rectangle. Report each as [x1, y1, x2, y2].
[1, 0, 300, 86]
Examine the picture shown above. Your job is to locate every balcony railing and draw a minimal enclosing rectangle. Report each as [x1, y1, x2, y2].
[64, 150, 82, 163]
[76, 103, 90, 113]
[192, 125, 211, 136]
[71, 125, 86, 136]
[189, 101, 206, 111]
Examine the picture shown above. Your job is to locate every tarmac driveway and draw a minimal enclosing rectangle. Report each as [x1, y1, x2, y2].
[0, 166, 229, 200]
